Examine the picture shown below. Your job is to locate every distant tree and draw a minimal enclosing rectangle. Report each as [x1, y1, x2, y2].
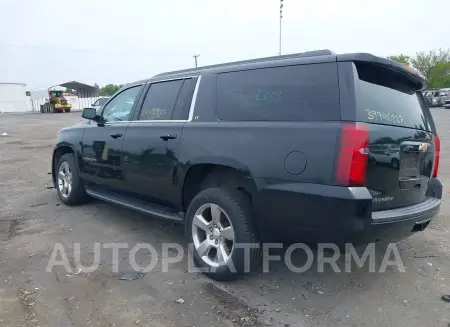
[65, 88, 75, 94]
[99, 84, 121, 96]
[410, 49, 450, 87]
[426, 60, 450, 88]
[25, 91, 31, 96]
[387, 54, 411, 66]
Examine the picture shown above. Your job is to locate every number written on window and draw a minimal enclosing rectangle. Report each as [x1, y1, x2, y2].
[217, 63, 340, 121]
[230, 88, 283, 103]
[366, 109, 404, 124]
[139, 80, 183, 121]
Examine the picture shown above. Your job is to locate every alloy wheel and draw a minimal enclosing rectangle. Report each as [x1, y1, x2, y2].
[58, 161, 73, 198]
[191, 203, 235, 268]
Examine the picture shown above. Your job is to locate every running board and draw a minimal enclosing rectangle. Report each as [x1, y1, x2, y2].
[85, 186, 184, 223]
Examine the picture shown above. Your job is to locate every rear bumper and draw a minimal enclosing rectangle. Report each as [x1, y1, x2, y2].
[371, 197, 440, 224]
[254, 178, 442, 243]
[358, 196, 440, 244]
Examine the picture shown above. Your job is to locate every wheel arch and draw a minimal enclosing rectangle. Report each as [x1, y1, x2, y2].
[181, 157, 259, 212]
[52, 143, 78, 186]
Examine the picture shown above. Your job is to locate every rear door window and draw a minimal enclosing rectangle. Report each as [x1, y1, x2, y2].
[171, 78, 197, 120]
[217, 63, 340, 121]
[138, 80, 183, 120]
[354, 62, 432, 131]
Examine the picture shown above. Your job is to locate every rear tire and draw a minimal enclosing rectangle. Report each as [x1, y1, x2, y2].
[56, 153, 87, 205]
[186, 187, 260, 280]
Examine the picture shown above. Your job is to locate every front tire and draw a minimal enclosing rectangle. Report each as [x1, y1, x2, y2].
[56, 153, 87, 205]
[186, 188, 260, 280]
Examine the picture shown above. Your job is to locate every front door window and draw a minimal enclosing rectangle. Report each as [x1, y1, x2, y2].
[101, 86, 141, 122]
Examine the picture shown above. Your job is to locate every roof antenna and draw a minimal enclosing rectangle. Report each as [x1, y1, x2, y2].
[193, 54, 200, 68]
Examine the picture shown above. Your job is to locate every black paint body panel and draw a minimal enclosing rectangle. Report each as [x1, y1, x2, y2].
[52, 51, 441, 244]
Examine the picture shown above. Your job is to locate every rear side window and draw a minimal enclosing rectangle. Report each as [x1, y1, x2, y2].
[139, 80, 183, 120]
[217, 63, 340, 121]
[354, 62, 432, 131]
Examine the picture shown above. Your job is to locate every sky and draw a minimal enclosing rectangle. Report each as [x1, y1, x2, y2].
[0, 0, 449, 90]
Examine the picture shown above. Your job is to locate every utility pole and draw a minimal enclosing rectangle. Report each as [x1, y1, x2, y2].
[279, 0, 284, 55]
[193, 54, 200, 68]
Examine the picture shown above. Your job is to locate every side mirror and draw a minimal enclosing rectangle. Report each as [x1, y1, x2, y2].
[82, 107, 97, 120]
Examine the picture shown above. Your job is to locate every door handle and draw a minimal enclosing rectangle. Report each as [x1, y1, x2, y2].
[160, 134, 177, 141]
[110, 132, 123, 139]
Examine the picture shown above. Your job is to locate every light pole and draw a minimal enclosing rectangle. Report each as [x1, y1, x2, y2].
[193, 54, 200, 68]
[279, 0, 284, 55]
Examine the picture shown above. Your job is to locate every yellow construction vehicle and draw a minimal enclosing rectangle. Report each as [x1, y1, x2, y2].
[41, 90, 72, 113]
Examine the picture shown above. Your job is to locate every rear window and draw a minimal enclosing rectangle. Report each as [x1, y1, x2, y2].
[217, 63, 340, 121]
[354, 62, 432, 131]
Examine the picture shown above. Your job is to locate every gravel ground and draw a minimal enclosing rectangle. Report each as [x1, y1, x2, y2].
[0, 110, 449, 327]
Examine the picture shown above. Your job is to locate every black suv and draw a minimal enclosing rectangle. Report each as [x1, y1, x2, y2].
[52, 50, 442, 280]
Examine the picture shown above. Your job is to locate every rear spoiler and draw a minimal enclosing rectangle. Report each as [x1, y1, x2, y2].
[337, 53, 426, 90]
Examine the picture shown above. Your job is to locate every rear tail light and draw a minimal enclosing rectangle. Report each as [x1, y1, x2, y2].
[433, 135, 440, 177]
[336, 123, 369, 186]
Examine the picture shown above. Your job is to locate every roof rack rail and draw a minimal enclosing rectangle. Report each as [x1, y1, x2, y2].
[154, 49, 335, 78]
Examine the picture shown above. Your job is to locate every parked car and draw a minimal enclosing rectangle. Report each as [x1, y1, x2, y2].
[424, 90, 450, 107]
[423, 90, 433, 106]
[445, 99, 450, 109]
[441, 88, 450, 109]
[52, 50, 442, 280]
[368, 144, 400, 168]
[91, 97, 110, 111]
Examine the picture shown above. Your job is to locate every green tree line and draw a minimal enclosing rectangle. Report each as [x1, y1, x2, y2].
[98, 84, 124, 96]
[387, 49, 450, 88]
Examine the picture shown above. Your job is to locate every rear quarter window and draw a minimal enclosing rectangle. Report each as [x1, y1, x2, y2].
[354, 62, 432, 131]
[217, 63, 340, 121]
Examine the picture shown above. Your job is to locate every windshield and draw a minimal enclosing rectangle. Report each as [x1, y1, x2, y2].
[354, 62, 432, 131]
